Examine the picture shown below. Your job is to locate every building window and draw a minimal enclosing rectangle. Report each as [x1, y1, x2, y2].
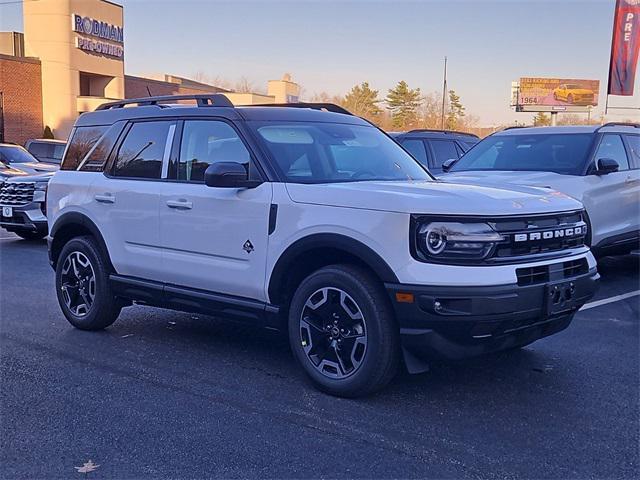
[79, 72, 113, 97]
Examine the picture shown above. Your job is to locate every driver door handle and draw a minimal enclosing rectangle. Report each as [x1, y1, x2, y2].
[94, 193, 115, 204]
[166, 199, 193, 210]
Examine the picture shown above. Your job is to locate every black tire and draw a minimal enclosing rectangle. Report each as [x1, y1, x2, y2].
[55, 236, 121, 330]
[288, 264, 399, 398]
[15, 230, 46, 241]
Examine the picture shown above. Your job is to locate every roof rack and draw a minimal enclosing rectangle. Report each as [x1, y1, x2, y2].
[405, 129, 478, 137]
[595, 122, 640, 132]
[96, 94, 234, 110]
[248, 102, 353, 116]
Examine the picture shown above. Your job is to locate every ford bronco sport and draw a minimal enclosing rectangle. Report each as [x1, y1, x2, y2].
[47, 95, 599, 397]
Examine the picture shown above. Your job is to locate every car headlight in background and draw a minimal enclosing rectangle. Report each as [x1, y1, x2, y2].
[33, 181, 49, 203]
[416, 222, 505, 261]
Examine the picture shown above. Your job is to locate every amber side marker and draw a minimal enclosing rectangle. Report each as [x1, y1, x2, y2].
[395, 292, 415, 303]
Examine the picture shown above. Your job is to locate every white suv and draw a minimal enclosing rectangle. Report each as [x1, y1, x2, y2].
[440, 124, 640, 257]
[47, 95, 599, 397]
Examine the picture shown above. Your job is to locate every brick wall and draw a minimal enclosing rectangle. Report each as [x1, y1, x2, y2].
[0, 54, 43, 145]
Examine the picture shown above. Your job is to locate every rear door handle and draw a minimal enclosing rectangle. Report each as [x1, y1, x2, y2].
[94, 193, 115, 204]
[166, 199, 193, 210]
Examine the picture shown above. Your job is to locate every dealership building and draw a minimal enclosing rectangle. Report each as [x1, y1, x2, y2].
[0, 0, 300, 145]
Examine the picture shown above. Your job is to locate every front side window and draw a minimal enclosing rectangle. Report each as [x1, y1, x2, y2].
[594, 134, 629, 171]
[451, 133, 594, 175]
[400, 139, 429, 167]
[177, 120, 250, 182]
[249, 121, 430, 184]
[0, 145, 38, 165]
[429, 140, 460, 169]
[62, 126, 108, 170]
[624, 135, 640, 168]
[112, 121, 173, 179]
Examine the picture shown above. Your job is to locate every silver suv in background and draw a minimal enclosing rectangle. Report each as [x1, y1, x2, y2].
[440, 123, 640, 257]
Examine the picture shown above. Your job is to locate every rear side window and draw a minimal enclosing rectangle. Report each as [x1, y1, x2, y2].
[623, 135, 640, 168]
[79, 123, 125, 172]
[429, 140, 460, 169]
[112, 121, 174, 179]
[61, 126, 108, 170]
[401, 139, 429, 167]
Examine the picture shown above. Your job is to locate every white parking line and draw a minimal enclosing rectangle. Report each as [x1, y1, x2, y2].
[580, 290, 640, 311]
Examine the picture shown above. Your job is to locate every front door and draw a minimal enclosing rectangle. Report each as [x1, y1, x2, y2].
[158, 119, 272, 302]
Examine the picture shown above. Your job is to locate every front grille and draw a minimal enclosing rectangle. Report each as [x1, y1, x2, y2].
[516, 257, 589, 286]
[490, 211, 587, 261]
[0, 182, 35, 206]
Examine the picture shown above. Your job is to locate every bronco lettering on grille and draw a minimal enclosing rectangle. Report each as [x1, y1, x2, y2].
[514, 226, 586, 243]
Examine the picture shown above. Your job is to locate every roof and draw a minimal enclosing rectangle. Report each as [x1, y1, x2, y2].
[495, 123, 640, 136]
[76, 104, 370, 127]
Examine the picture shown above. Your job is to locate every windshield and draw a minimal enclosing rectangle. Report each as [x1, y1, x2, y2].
[249, 121, 431, 184]
[450, 133, 594, 175]
[0, 145, 38, 164]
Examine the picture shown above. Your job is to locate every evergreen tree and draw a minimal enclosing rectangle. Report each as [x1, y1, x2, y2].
[342, 82, 382, 121]
[445, 90, 465, 130]
[43, 126, 55, 139]
[386, 81, 421, 129]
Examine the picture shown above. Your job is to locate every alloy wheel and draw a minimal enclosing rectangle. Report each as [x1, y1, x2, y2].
[60, 251, 96, 317]
[299, 287, 368, 379]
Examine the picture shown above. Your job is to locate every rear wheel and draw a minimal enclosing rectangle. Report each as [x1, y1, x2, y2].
[55, 236, 121, 330]
[15, 230, 46, 241]
[288, 265, 399, 397]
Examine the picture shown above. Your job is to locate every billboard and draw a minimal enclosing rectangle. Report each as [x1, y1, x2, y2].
[516, 78, 600, 112]
[608, 0, 640, 96]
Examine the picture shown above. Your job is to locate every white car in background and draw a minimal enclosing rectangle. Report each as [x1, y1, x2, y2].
[440, 123, 640, 257]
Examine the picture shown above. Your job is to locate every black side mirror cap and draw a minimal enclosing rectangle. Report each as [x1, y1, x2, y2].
[441, 158, 458, 173]
[204, 162, 262, 188]
[595, 158, 619, 175]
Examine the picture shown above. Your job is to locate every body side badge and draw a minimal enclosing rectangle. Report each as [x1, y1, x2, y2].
[243, 240, 254, 254]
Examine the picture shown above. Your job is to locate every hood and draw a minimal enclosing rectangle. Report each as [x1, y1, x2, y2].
[11, 161, 59, 174]
[285, 179, 583, 216]
[439, 170, 573, 190]
[567, 88, 593, 95]
[0, 164, 30, 180]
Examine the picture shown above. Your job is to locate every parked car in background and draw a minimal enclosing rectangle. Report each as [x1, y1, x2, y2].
[0, 171, 53, 240]
[391, 130, 479, 174]
[25, 139, 67, 164]
[440, 123, 640, 257]
[0, 144, 59, 174]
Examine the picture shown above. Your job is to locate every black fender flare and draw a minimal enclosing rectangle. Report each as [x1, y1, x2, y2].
[49, 212, 113, 270]
[268, 233, 399, 302]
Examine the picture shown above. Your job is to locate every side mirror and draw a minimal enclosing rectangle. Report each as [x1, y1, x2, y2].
[595, 158, 619, 175]
[204, 162, 262, 188]
[441, 158, 458, 173]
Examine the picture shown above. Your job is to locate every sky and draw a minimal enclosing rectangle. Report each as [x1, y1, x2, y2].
[1, 0, 639, 125]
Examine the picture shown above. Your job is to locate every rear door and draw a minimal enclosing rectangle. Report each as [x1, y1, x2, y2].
[88, 119, 175, 280]
[158, 119, 272, 301]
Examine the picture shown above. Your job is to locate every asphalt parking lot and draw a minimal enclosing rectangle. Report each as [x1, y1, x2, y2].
[0, 231, 638, 479]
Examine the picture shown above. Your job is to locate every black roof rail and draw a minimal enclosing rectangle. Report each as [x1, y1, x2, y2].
[595, 122, 640, 132]
[96, 94, 234, 111]
[405, 128, 479, 137]
[501, 125, 529, 131]
[248, 102, 353, 116]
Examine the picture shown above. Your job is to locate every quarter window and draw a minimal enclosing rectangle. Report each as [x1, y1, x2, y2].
[595, 134, 629, 171]
[113, 121, 174, 179]
[79, 123, 125, 172]
[61, 126, 108, 170]
[177, 120, 250, 182]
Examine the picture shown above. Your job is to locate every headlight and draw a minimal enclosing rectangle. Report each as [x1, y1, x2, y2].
[33, 181, 48, 202]
[416, 222, 505, 262]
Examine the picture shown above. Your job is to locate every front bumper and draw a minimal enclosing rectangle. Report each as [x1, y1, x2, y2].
[0, 202, 47, 233]
[386, 266, 599, 367]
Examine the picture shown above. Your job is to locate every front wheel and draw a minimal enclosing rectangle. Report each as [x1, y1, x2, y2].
[288, 265, 399, 397]
[55, 236, 121, 330]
